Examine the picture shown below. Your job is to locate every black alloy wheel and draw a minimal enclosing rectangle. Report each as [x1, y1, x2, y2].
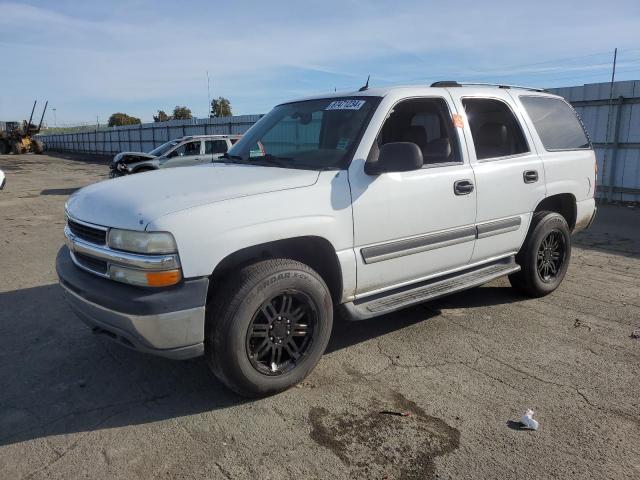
[536, 230, 566, 282]
[205, 258, 333, 397]
[509, 211, 572, 297]
[246, 291, 317, 376]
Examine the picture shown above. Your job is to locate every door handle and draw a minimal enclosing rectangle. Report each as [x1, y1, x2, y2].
[523, 170, 538, 183]
[454, 179, 474, 195]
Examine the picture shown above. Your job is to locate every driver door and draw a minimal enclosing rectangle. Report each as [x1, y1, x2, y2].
[162, 140, 203, 168]
[349, 96, 477, 296]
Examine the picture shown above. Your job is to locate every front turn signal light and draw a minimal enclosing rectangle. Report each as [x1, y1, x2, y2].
[146, 270, 182, 287]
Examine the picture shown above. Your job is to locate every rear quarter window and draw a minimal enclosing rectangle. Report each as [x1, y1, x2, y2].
[520, 96, 590, 151]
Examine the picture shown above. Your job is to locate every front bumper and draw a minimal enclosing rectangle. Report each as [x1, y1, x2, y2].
[56, 246, 209, 359]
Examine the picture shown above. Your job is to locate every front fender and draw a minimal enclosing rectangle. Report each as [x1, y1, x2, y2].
[146, 171, 356, 292]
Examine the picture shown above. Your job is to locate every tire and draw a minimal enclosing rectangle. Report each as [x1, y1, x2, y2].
[32, 140, 44, 154]
[12, 142, 24, 155]
[206, 258, 333, 397]
[509, 211, 571, 297]
[0, 141, 9, 155]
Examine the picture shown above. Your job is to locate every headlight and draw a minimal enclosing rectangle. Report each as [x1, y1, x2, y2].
[107, 229, 177, 254]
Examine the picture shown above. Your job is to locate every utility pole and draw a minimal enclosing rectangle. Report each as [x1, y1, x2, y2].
[207, 71, 212, 118]
[601, 47, 617, 204]
[52, 108, 57, 127]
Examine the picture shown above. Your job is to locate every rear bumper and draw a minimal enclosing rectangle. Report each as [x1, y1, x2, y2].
[56, 246, 208, 359]
[574, 198, 597, 232]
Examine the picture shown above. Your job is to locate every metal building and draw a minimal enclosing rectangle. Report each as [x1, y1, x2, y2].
[548, 80, 640, 202]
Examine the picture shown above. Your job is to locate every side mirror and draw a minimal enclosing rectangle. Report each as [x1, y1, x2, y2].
[365, 142, 423, 175]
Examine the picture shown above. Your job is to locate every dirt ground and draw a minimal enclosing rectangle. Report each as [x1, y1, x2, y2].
[1, 152, 639, 480]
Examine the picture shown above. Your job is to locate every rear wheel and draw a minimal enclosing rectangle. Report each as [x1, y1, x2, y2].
[12, 142, 24, 155]
[0, 140, 9, 155]
[206, 258, 333, 397]
[509, 211, 571, 297]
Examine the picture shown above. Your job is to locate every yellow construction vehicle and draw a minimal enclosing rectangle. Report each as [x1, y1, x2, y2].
[0, 100, 48, 154]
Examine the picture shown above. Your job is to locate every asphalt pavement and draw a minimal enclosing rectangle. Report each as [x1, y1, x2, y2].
[1, 152, 638, 479]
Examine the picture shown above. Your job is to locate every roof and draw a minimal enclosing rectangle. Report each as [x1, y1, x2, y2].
[179, 134, 241, 140]
[285, 82, 557, 104]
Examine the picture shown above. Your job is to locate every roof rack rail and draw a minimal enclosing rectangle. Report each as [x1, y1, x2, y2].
[430, 81, 546, 92]
[430, 81, 461, 87]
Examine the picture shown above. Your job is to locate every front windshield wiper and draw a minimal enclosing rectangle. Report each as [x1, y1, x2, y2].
[216, 152, 244, 161]
[251, 154, 294, 168]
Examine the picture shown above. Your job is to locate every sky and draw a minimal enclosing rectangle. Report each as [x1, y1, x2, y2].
[1, 0, 639, 126]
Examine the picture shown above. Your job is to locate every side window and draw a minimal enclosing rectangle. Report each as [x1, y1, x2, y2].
[519, 96, 590, 150]
[462, 98, 529, 160]
[372, 98, 461, 166]
[172, 141, 200, 157]
[205, 140, 228, 154]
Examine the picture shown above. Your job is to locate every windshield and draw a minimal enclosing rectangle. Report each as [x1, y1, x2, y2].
[226, 97, 379, 170]
[149, 140, 179, 157]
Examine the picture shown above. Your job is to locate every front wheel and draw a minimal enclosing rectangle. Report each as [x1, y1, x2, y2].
[206, 259, 333, 397]
[509, 211, 571, 297]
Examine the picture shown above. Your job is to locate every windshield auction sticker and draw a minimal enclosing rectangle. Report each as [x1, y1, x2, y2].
[325, 100, 366, 110]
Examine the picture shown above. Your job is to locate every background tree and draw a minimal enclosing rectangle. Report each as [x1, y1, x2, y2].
[210, 97, 232, 118]
[108, 113, 141, 127]
[172, 106, 192, 120]
[153, 110, 171, 122]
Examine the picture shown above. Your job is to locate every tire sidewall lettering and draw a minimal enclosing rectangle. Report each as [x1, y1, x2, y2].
[257, 271, 309, 293]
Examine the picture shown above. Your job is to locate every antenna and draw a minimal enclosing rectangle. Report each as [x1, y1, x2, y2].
[358, 75, 370, 92]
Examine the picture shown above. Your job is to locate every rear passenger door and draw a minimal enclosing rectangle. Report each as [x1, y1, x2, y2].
[448, 89, 546, 263]
[204, 139, 229, 162]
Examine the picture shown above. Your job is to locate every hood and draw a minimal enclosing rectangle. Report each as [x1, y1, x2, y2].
[112, 151, 156, 164]
[66, 164, 320, 230]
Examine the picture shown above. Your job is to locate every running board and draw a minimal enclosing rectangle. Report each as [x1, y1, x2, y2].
[341, 257, 520, 321]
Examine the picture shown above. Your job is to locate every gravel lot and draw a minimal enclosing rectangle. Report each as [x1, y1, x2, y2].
[1, 152, 639, 480]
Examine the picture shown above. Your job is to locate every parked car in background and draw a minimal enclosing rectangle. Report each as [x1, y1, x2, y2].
[0, 169, 5, 189]
[58, 82, 596, 397]
[109, 134, 241, 177]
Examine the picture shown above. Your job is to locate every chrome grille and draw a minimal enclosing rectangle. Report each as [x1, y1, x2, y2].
[68, 219, 106, 245]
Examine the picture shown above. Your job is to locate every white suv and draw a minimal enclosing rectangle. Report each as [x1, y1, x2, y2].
[57, 82, 597, 397]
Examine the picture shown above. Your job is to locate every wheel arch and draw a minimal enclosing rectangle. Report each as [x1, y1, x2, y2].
[534, 193, 577, 230]
[207, 236, 343, 306]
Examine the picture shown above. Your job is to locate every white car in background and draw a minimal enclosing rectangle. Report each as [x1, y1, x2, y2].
[109, 134, 242, 177]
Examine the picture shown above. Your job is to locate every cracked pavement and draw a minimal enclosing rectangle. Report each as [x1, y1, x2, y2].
[1, 152, 639, 479]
